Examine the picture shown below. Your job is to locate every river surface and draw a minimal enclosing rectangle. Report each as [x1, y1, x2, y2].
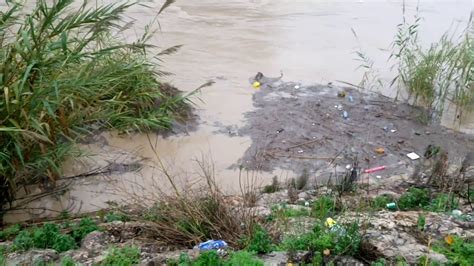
[2, 0, 473, 223]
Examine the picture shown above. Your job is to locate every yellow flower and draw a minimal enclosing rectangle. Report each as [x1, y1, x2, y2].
[325, 217, 336, 228]
[444, 235, 454, 245]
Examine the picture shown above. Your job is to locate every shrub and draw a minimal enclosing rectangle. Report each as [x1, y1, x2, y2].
[193, 251, 221, 266]
[71, 218, 99, 242]
[102, 246, 140, 266]
[262, 176, 280, 193]
[426, 193, 459, 212]
[13, 230, 34, 250]
[226, 251, 263, 266]
[398, 188, 430, 210]
[371, 195, 394, 210]
[61, 256, 76, 266]
[246, 225, 274, 254]
[311, 196, 336, 219]
[105, 212, 129, 223]
[0, 224, 20, 240]
[433, 236, 474, 266]
[52, 234, 76, 253]
[0, 0, 190, 215]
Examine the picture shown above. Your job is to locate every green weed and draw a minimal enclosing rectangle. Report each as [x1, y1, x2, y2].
[0, 224, 20, 240]
[371, 195, 394, 210]
[102, 246, 140, 266]
[245, 225, 274, 254]
[311, 196, 336, 219]
[433, 236, 474, 266]
[71, 217, 99, 243]
[398, 188, 430, 210]
[262, 176, 280, 194]
[426, 193, 459, 212]
[0, 0, 190, 213]
[60, 256, 76, 266]
[13, 223, 76, 252]
[105, 212, 130, 223]
[417, 213, 426, 231]
[226, 251, 263, 266]
[193, 251, 221, 266]
[189, 251, 263, 266]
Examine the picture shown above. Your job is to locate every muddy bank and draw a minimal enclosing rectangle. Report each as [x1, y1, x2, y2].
[237, 79, 474, 180]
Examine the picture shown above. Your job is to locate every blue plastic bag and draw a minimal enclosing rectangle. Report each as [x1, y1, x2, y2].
[198, 240, 228, 251]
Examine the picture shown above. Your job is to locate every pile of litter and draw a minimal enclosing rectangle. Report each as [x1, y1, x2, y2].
[238, 76, 474, 179]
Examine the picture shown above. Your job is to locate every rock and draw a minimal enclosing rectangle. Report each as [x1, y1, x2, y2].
[7, 249, 58, 265]
[81, 231, 113, 253]
[298, 192, 309, 200]
[259, 251, 288, 265]
[257, 190, 288, 206]
[248, 206, 272, 217]
[327, 255, 365, 266]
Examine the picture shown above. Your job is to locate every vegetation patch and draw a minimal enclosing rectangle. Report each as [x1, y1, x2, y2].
[0, 0, 192, 215]
[102, 246, 140, 266]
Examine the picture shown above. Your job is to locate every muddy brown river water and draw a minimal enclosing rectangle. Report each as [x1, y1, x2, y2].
[2, 0, 473, 223]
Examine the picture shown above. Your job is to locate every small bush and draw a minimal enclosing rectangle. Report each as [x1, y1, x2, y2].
[226, 251, 263, 266]
[32, 223, 61, 249]
[13, 230, 34, 250]
[426, 193, 459, 212]
[371, 195, 394, 210]
[102, 246, 140, 266]
[433, 236, 474, 266]
[398, 188, 430, 210]
[245, 225, 274, 254]
[71, 218, 99, 243]
[262, 176, 280, 194]
[52, 234, 76, 253]
[193, 251, 221, 266]
[312, 196, 336, 219]
[61, 256, 76, 266]
[0, 224, 21, 241]
[105, 212, 130, 223]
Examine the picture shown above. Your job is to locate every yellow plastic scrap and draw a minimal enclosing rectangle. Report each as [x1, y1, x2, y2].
[325, 217, 336, 228]
[323, 249, 331, 256]
[252, 81, 261, 89]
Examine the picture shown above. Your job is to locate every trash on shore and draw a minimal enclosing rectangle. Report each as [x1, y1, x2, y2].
[375, 147, 385, 154]
[196, 240, 228, 251]
[252, 81, 261, 89]
[407, 152, 420, 160]
[364, 166, 386, 173]
[386, 202, 396, 210]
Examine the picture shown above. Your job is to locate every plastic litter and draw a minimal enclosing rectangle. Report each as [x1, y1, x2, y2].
[386, 202, 396, 210]
[294, 85, 300, 89]
[197, 240, 228, 251]
[252, 81, 261, 89]
[374, 147, 385, 154]
[376, 175, 382, 179]
[348, 95, 354, 102]
[364, 166, 386, 173]
[343, 111, 348, 119]
[452, 209, 462, 217]
[407, 152, 420, 160]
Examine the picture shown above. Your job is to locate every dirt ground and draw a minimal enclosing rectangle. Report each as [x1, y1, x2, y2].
[236, 77, 474, 181]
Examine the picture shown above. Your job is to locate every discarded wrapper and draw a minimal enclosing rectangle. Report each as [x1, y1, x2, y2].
[364, 166, 386, 173]
[407, 152, 420, 160]
[252, 81, 261, 89]
[197, 240, 228, 251]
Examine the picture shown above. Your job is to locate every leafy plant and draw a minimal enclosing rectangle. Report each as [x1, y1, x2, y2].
[13, 230, 34, 250]
[433, 236, 474, 266]
[0, 0, 190, 215]
[426, 193, 459, 212]
[71, 218, 99, 243]
[102, 246, 140, 266]
[371, 195, 394, 210]
[417, 213, 426, 231]
[398, 188, 430, 210]
[193, 251, 221, 266]
[312, 196, 336, 219]
[245, 225, 274, 254]
[225, 251, 263, 266]
[60, 256, 76, 266]
[105, 212, 129, 223]
[262, 176, 280, 193]
[0, 224, 20, 240]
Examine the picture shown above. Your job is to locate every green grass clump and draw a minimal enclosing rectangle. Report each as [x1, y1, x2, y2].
[281, 221, 361, 260]
[433, 236, 474, 266]
[311, 196, 336, 219]
[105, 212, 130, 223]
[245, 225, 274, 254]
[0, 0, 190, 212]
[60, 256, 76, 266]
[102, 246, 140, 266]
[371, 195, 394, 210]
[0, 224, 20, 240]
[71, 217, 99, 242]
[13, 223, 76, 252]
[425, 193, 459, 212]
[397, 188, 430, 210]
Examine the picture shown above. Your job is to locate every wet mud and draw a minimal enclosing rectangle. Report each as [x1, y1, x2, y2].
[238, 79, 474, 180]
